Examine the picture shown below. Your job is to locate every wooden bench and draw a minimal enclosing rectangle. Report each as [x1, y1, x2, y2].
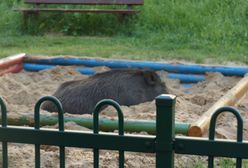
[16, 0, 144, 28]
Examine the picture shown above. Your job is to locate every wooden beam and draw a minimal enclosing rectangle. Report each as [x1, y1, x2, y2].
[16, 8, 140, 14]
[188, 75, 248, 137]
[0, 64, 23, 76]
[0, 53, 26, 70]
[24, 0, 144, 5]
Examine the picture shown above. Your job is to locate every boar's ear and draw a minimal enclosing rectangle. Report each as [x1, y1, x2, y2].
[143, 71, 160, 85]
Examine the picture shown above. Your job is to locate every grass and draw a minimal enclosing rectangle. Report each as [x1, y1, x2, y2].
[1, 35, 248, 64]
[0, 0, 248, 64]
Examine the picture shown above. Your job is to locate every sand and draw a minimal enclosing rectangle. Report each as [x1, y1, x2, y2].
[0, 66, 247, 167]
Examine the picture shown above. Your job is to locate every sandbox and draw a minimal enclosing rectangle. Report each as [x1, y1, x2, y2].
[0, 53, 248, 167]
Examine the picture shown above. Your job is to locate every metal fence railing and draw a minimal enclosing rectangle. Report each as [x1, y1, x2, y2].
[0, 94, 248, 168]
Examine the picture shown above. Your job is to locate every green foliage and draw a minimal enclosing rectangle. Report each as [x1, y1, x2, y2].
[1, 0, 248, 38]
[0, 1, 22, 35]
[218, 158, 236, 168]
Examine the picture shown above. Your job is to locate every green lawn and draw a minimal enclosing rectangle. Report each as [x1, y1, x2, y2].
[1, 35, 248, 65]
[0, 0, 247, 64]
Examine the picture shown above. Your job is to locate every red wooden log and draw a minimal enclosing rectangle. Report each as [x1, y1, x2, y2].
[0, 64, 23, 76]
[0, 53, 26, 70]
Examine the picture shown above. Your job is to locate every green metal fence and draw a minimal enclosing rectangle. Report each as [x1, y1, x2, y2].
[0, 94, 248, 168]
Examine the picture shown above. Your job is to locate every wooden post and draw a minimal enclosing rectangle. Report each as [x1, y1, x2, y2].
[0, 53, 25, 69]
[0, 53, 25, 76]
[188, 75, 248, 137]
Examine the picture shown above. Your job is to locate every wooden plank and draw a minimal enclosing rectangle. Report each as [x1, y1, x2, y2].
[188, 75, 248, 137]
[0, 53, 26, 70]
[16, 8, 140, 14]
[24, 0, 144, 5]
[0, 64, 23, 76]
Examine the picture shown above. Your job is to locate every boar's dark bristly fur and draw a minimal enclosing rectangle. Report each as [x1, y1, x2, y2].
[42, 69, 168, 114]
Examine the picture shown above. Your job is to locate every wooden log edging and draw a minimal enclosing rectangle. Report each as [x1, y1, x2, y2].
[24, 55, 248, 76]
[23, 63, 97, 75]
[23, 63, 206, 83]
[0, 64, 23, 76]
[3, 113, 190, 135]
[188, 75, 248, 137]
[0, 53, 26, 76]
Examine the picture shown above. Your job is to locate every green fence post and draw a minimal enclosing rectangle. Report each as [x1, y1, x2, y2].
[156, 94, 176, 168]
[0, 97, 8, 168]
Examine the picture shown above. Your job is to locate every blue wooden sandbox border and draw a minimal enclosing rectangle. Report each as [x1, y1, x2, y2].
[23, 56, 248, 84]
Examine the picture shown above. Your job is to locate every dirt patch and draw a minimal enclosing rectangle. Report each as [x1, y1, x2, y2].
[0, 66, 247, 167]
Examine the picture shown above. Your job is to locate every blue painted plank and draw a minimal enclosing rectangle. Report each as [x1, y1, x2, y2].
[23, 63, 205, 84]
[24, 57, 248, 76]
[23, 63, 96, 75]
